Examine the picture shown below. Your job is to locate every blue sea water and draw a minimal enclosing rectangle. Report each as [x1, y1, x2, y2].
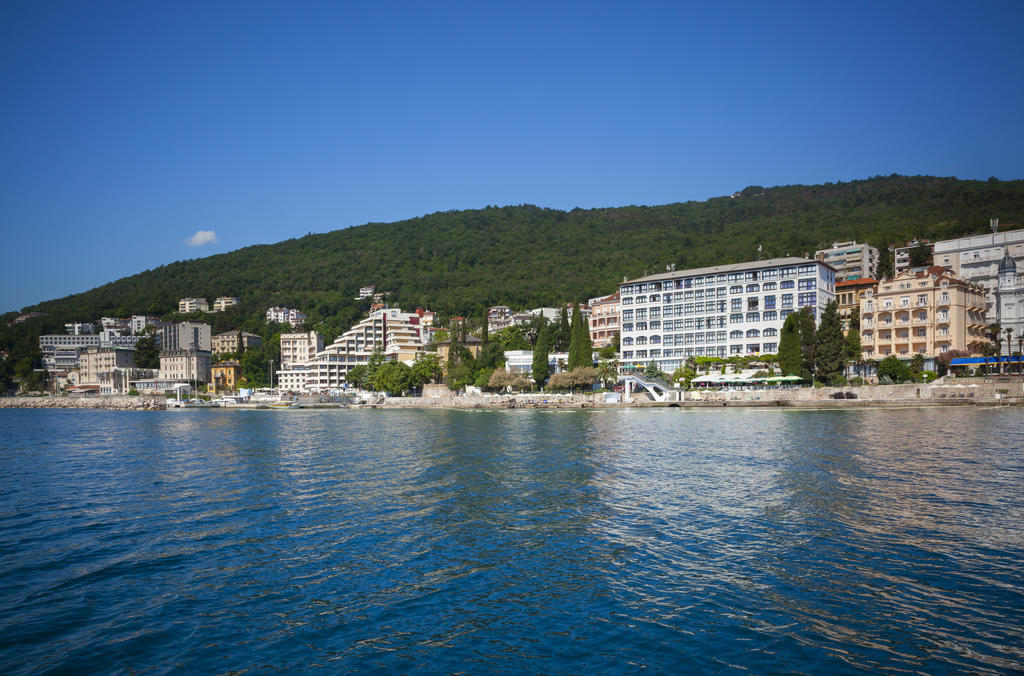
[0, 406, 1022, 673]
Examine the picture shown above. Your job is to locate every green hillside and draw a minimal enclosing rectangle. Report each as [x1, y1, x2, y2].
[5, 174, 1024, 345]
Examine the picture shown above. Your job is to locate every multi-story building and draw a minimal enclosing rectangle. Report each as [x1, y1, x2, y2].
[358, 285, 376, 299]
[158, 349, 212, 383]
[932, 225, 1024, 320]
[298, 307, 427, 391]
[98, 367, 157, 395]
[619, 257, 837, 373]
[835, 278, 878, 332]
[279, 331, 324, 369]
[893, 239, 933, 274]
[589, 292, 620, 348]
[487, 306, 514, 332]
[39, 333, 101, 371]
[814, 241, 879, 280]
[65, 322, 94, 335]
[78, 347, 136, 385]
[178, 297, 209, 313]
[266, 306, 306, 327]
[130, 315, 167, 335]
[211, 361, 242, 393]
[159, 322, 212, 352]
[859, 268, 987, 362]
[211, 330, 263, 355]
[212, 296, 240, 312]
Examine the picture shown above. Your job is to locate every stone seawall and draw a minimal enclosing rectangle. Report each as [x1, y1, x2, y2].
[0, 396, 166, 410]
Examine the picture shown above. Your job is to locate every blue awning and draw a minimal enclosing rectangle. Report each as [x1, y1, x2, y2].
[949, 356, 1023, 366]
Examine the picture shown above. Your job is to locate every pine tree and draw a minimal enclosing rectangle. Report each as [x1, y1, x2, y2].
[814, 300, 845, 384]
[778, 313, 802, 377]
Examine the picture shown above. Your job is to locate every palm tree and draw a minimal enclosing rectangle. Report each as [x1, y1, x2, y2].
[596, 359, 619, 389]
[986, 323, 1003, 374]
[1006, 328, 1014, 373]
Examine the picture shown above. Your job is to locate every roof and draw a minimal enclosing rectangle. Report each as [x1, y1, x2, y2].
[622, 257, 822, 285]
[998, 248, 1018, 275]
[836, 277, 878, 288]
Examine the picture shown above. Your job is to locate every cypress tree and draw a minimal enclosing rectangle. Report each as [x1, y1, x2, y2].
[556, 307, 571, 352]
[778, 313, 802, 376]
[532, 325, 552, 389]
[568, 303, 591, 370]
[798, 306, 816, 380]
[814, 300, 845, 384]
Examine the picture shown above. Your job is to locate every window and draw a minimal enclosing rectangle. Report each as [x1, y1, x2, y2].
[636, 350, 647, 359]
[650, 320, 661, 330]
[798, 279, 816, 290]
[746, 312, 760, 322]
[763, 327, 778, 337]
[650, 335, 661, 344]
[730, 330, 743, 339]
[623, 309, 634, 320]
[763, 342, 777, 352]
[636, 336, 647, 345]
[762, 268, 777, 279]
[649, 307, 660, 319]
[730, 345, 743, 354]
[746, 284, 760, 293]
[730, 285, 743, 294]
[649, 349, 661, 358]
[746, 343, 760, 354]
[635, 322, 647, 331]
[798, 292, 816, 306]
[635, 308, 647, 319]
[622, 337, 634, 346]
[622, 323, 633, 332]
[747, 298, 759, 310]
[764, 295, 776, 310]
[781, 293, 794, 308]
[763, 310, 777, 321]
[621, 296, 633, 305]
[763, 281, 777, 291]
[730, 313, 743, 323]
[694, 290, 704, 300]
[684, 290, 694, 300]
[780, 280, 795, 289]
[746, 329, 760, 338]
[799, 264, 815, 275]
[636, 296, 647, 304]
[650, 294, 660, 302]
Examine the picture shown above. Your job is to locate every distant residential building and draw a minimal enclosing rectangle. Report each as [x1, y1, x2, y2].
[619, 257, 837, 373]
[100, 317, 131, 332]
[211, 330, 262, 355]
[65, 322, 95, 335]
[529, 307, 561, 323]
[279, 331, 323, 370]
[503, 350, 570, 375]
[211, 361, 242, 393]
[178, 297, 209, 313]
[932, 224, 1024, 322]
[859, 268, 987, 362]
[893, 239, 932, 274]
[40, 333, 101, 371]
[212, 296, 240, 312]
[159, 349, 212, 383]
[835, 278, 878, 332]
[78, 346, 136, 385]
[487, 306, 514, 332]
[589, 292, 620, 348]
[159, 322, 212, 352]
[8, 311, 44, 326]
[130, 315, 167, 335]
[358, 285, 376, 299]
[814, 241, 879, 280]
[435, 336, 483, 362]
[98, 367, 157, 395]
[266, 306, 306, 327]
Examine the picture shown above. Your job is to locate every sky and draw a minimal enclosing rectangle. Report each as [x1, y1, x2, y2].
[2, 0, 1022, 312]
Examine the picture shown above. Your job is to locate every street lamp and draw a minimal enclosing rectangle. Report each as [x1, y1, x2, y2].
[268, 359, 274, 389]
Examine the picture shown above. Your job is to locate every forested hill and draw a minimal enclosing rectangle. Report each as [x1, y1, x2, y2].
[8, 175, 1024, 336]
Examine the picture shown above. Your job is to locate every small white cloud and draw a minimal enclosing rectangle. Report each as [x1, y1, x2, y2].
[185, 230, 219, 247]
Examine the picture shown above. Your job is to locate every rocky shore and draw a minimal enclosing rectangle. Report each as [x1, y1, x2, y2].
[0, 395, 166, 410]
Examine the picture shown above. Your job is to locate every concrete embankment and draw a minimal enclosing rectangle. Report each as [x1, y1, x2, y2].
[0, 395, 166, 410]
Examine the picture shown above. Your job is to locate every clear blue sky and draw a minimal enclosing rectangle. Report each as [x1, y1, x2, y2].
[2, 1, 1022, 312]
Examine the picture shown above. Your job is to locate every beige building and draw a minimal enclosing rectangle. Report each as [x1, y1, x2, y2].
[159, 349, 212, 383]
[588, 292, 620, 349]
[99, 367, 157, 395]
[211, 330, 262, 355]
[159, 322, 212, 352]
[178, 297, 209, 313]
[212, 296, 240, 312]
[78, 347, 136, 385]
[835, 278, 878, 332]
[280, 331, 324, 369]
[860, 268, 987, 360]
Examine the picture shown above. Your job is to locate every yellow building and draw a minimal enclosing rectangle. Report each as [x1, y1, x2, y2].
[211, 361, 242, 393]
[860, 268, 987, 360]
[835, 278, 878, 332]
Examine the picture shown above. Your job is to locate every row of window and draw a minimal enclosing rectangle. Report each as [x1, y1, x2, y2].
[622, 328, 780, 347]
[621, 343, 780, 360]
[623, 308, 812, 333]
[620, 265, 823, 295]
[622, 278, 823, 304]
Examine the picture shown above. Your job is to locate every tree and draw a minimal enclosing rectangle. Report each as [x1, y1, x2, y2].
[598, 343, 616, 360]
[877, 355, 912, 383]
[567, 303, 592, 370]
[908, 242, 933, 267]
[133, 334, 160, 369]
[364, 347, 386, 389]
[777, 313, 802, 377]
[844, 328, 862, 376]
[555, 307, 571, 352]
[644, 360, 666, 381]
[346, 364, 368, 389]
[814, 300, 845, 384]
[798, 307, 816, 381]
[596, 359, 619, 388]
[374, 361, 412, 395]
[410, 353, 443, 389]
[488, 369, 531, 392]
[986, 323, 1003, 374]
[532, 324, 552, 388]
[909, 353, 925, 377]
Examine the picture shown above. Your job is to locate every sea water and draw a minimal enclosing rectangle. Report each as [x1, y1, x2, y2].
[1, 407, 1022, 673]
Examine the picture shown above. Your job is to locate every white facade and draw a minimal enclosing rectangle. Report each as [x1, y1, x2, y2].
[995, 249, 1024, 343]
[503, 350, 570, 375]
[619, 257, 836, 373]
[158, 349, 212, 383]
[358, 285, 376, 299]
[814, 241, 879, 280]
[266, 306, 307, 327]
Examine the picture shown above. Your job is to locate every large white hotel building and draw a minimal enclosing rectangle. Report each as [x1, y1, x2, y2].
[618, 257, 836, 373]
